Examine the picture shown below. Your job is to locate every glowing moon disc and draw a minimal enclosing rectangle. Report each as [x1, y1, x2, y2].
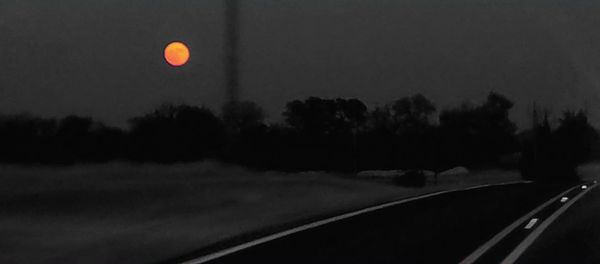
[164, 41, 190, 67]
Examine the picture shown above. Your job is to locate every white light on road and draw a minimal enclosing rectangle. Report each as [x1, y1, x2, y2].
[524, 218, 539, 229]
[582, 185, 588, 190]
[560, 197, 569, 203]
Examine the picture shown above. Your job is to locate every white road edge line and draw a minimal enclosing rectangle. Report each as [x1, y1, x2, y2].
[180, 180, 531, 264]
[500, 183, 597, 264]
[459, 184, 580, 264]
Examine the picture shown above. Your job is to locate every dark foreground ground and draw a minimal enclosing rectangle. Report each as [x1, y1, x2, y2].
[0, 163, 523, 264]
[170, 183, 569, 264]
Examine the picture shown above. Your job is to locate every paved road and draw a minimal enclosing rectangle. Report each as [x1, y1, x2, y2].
[172, 183, 569, 264]
[516, 183, 600, 264]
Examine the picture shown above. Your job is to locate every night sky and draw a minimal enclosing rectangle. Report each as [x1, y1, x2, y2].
[1, 0, 600, 129]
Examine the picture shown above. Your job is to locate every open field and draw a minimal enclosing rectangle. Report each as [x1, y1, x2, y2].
[0, 161, 521, 264]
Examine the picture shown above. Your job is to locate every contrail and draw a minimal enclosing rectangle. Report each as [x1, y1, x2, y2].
[224, 0, 240, 104]
[536, 5, 600, 127]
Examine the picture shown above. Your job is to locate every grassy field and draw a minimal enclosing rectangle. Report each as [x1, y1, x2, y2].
[0, 162, 521, 264]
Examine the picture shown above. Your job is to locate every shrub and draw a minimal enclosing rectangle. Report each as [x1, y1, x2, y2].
[393, 170, 426, 187]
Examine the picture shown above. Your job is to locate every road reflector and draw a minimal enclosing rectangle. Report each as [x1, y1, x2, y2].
[560, 197, 569, 203]
[524, 218, 538, 229]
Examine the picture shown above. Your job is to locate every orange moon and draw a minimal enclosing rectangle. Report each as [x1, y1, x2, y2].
[164, 41, 190, 67]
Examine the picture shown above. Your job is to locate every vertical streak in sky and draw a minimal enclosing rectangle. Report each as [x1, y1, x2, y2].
[224, 0, 240, 103]
[546, 6, 600, 125]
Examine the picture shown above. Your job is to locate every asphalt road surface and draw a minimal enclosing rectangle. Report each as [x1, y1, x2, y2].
[171, 183, 572, 264]
[516, 183, 600, 264]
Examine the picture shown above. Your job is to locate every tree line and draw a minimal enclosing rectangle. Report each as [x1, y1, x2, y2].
[0, 92, 596, 181]
[520, 110, 598, 182]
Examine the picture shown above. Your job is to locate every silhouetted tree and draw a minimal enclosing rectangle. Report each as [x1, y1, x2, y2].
[222, 100, 265, 133]
[1, 91, 572, 181]
[519, 112, 553, 181]
[336, 98, 368, 130]
[284, 97, 339, 137]
[0, 114, 58, 163]
[439, 92, 517, 167]
[361, 105, 396, 169]
[128, 104, 225, 162]
[554, 110, 598, 165]
[359, 94, 439, 171]
[220, 101, 270, 166]
[368, 105, 393, 132]
[0, 113, 128, 163]
[56, 115, 94, 162]
[520, 110, 597, 182]
[389, 94, 437, 169]
[282, 97, 367, 170]
[90, 124, 128, 162]
[391, 93, 436, 132]
[283, 97, 368, 136]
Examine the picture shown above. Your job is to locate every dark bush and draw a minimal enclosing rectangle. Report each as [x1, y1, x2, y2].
[128, 103, 226, 162]
[520, 110, 598, 183]
[0, 93, 529, 173]
[393, 170, 426, 187]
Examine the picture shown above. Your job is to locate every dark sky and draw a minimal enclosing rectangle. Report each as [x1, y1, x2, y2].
[1, 0, 600, 129]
